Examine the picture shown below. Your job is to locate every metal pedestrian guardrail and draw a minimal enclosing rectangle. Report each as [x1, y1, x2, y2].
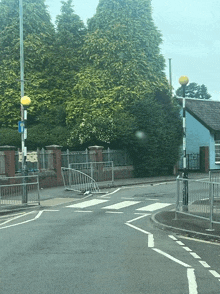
[61, 167, 100, 194]
[68, 161, 114, 184]
[0, 175, 40, 206]
[176, 177, 220, 230]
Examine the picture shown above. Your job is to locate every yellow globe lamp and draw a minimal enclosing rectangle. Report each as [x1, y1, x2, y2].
[179, 76, 189, 86]
[21, 96, 31, 106]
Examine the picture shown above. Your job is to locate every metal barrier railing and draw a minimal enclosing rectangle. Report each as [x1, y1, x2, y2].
[69, 161, 114, 184]
[61, 167, 100, 194]
[176, 177, 220, 230]
[0, 175, 40, 205]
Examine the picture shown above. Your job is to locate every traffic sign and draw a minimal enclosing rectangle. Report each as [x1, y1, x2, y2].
[18, 121, 24, 133]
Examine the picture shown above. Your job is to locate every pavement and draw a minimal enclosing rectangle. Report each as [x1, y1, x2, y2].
[1, 172, 220, 242]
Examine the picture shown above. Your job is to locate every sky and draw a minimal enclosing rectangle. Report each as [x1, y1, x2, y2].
[45, 0, 220, 101]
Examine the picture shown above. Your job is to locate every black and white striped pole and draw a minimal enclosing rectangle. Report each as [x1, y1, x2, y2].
[21, 96, 31, 203]
[179, 76, 189, 211]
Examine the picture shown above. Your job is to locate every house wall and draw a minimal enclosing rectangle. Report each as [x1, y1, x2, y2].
[186, 111, 210, 153]
[209, 132, 220, 170]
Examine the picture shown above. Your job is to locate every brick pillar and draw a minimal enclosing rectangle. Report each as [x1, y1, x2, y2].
[88, 146, 104, 182]
[88, 146, 104, 162]
[200, 146, 209, 173]
[46, 145, 63, 185]
[0, 146, 16, 177]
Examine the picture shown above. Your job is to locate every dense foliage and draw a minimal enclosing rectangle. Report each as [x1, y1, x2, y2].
[176, 82, 211, 99]
[0, 0, 182, 176]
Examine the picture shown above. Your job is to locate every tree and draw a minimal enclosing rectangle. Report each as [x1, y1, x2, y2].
[0, 0, 56, 128]
[125, 91, 182, 177]
[66, 0, 170, 145]
[176, 82, 211, 99]
[54, 0, 86, 99]
[65, 0, 182, 176]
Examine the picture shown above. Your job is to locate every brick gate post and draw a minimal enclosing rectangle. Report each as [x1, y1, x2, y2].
[88, 146, 104, 162]
[46, 145, 63, 186]
[0, 146, 16, 177]
[88, 146, 104, 181]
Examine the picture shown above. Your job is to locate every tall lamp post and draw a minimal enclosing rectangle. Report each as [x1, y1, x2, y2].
[21, 96, 31, 203]
[179, 75, 189, 212]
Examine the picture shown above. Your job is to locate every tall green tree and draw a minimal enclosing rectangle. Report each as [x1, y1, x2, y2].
[66, 0, 169, 146]
[0, 0, 56, 128]
[54, 0, 86, 100]
[176, 82, 211, 99]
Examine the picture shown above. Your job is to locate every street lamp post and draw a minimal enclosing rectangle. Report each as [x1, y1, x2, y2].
[179, 75, 189, 212]
[21, 96, 31, 203]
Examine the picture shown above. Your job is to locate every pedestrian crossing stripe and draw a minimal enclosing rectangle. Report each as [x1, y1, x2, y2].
[136, 203, 171, 211]
[102, 201, 140, 210]
[66, 199, 108, 209]
[66, 199, 172, 212]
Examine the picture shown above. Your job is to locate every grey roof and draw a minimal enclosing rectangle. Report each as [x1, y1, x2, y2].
[177, 98, 220, 132]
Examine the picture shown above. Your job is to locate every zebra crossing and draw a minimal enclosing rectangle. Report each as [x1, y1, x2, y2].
[66, 198, 172, 213]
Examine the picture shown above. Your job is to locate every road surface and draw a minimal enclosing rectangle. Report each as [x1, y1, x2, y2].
[1, 182, 220, 293]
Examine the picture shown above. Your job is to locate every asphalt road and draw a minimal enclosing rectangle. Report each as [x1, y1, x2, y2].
[1, 182, 220, 293]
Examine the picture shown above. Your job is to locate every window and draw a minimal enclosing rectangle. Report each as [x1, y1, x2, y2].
[215, 133, 220, 164]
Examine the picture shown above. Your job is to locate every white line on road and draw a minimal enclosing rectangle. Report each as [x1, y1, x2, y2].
[74, 210, 93, 213]
[178, 235, 220, 246]
[209, 270, 220, 278]
[199, 261, 210, 268]
[126, 213, 151, 224]
[100, 188, 121, 198]
[125, 222, 154, 248]
[103, 201, 140, 210]
[148, 234, 154, 248]
[125, 222, 152, 236]
[187, 268, 198, 294]
[0, 210, 43, 230]
[176, 241, 185, 246]
[136, 202, 172, 212]
[190, 252, 201, 259]
[183, 247, 193, 252]
[105, 211, 124, 214]
[43, 209, 60, 212]
[66, 199, 109, 209]
[0, 211, 35, 226]
[153, 248, 191, 268]
[169, 235, 178, 241]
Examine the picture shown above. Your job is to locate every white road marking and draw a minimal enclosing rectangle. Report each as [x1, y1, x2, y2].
[105, 211, 123, 214]
[103, 201, 140, 210]
[0, 211, 35, 226]
[169, 235, 178, 241]
[183, 247, 192, 252]
[0, 210, 43, 230]
[125, 222, 152, 235]
[199, 261, 210, 268]
[100, 188, 121, 198]
[74, 210, 93, 213]
[187, 268, 198, 294]
[126, 213, 151, 224]
[66, 199, 108, 209]
[209, 270, 220, 278]
[136, 203, 172, 212]
[43, 209, 59, 212]
[176, 241, 185, 246]
[125, 222, 154, 248]
[148, 234, 154, 248]
[178, 235, 220, 246]
[190, 252, 201, 259]
[153, 248, 191, 268]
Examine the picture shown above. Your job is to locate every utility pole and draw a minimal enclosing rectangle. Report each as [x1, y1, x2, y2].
[169, 58, 172, 87]
[19, 0, 31, 203]
[179, 75, 189, 212]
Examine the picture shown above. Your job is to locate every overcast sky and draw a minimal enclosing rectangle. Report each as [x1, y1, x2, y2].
[45, 0, 220, 101]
